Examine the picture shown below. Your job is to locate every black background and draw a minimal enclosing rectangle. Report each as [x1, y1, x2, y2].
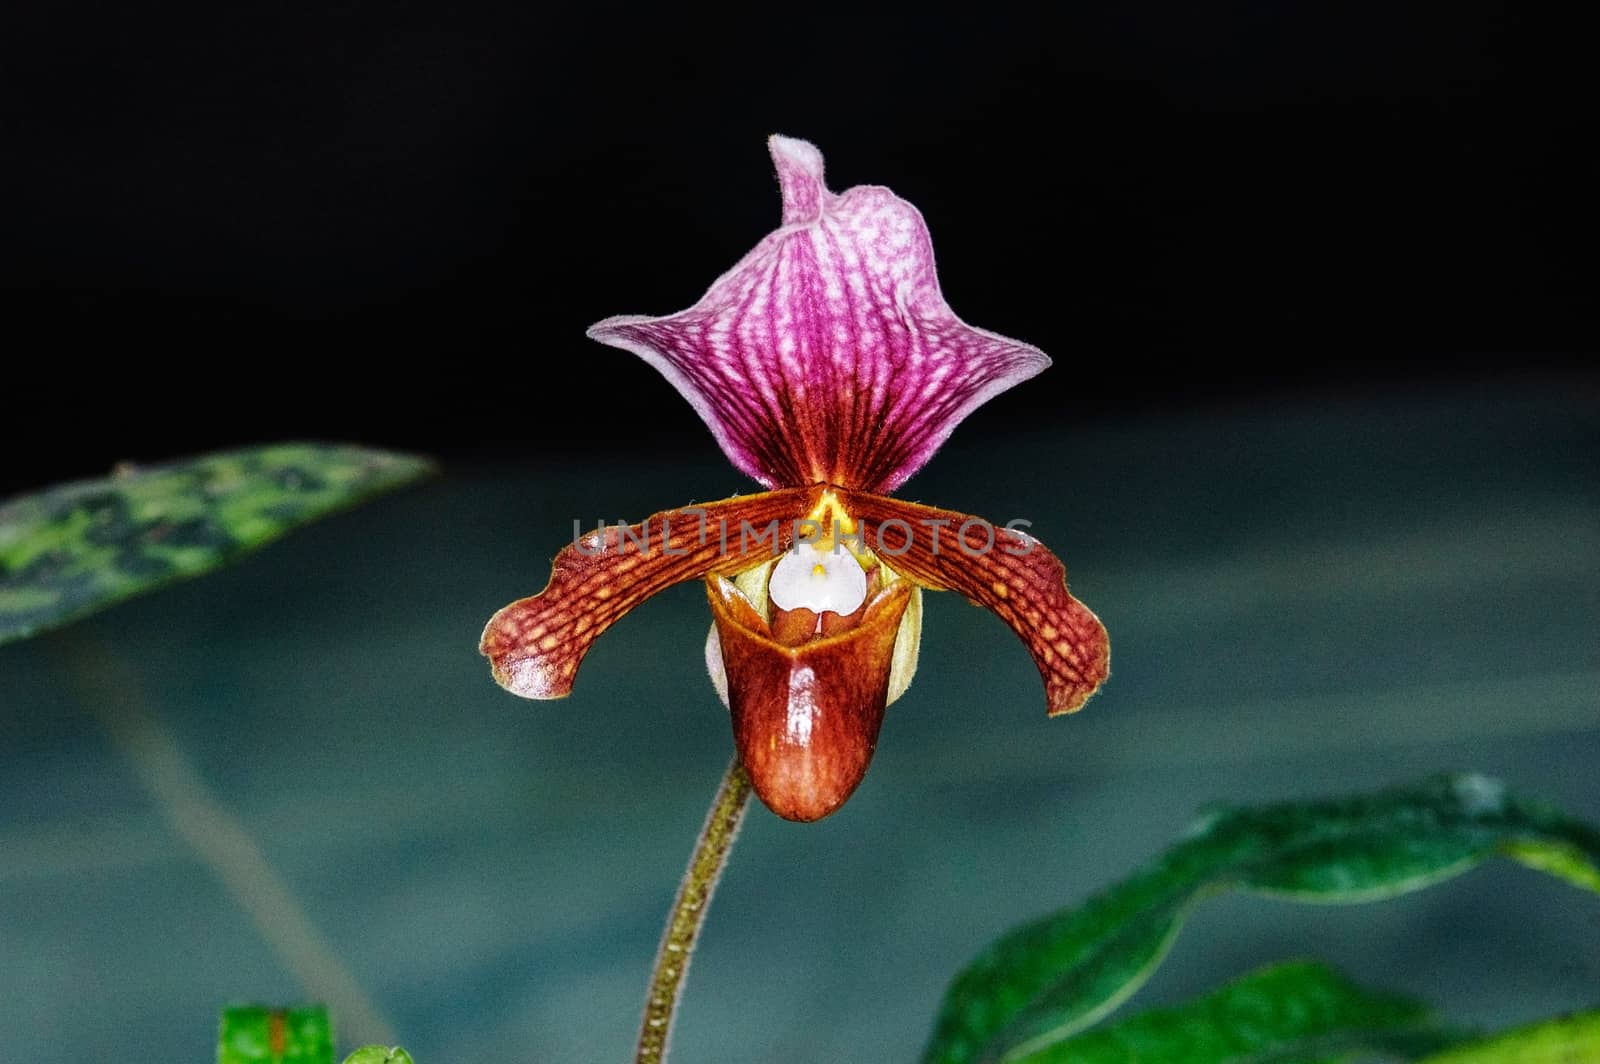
[2, 3, 1592, 497]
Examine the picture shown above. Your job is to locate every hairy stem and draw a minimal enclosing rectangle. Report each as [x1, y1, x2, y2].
[635, 755, 753, 1064]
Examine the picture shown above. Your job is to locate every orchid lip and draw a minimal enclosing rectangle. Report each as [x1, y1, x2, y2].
[708, 575, 913, 822]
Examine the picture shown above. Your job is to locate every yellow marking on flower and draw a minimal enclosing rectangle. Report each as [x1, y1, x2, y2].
[801, 489, 877, 568]
[806, 489, 859, 535]
[812, 562, 828, 579]
[992, 581, 1009, 599]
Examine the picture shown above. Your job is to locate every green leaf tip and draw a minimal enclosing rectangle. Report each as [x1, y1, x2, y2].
[218, 1005, 334, 1064]
[1008, 961, 1446, 1064]
[342, 1048, 416, 1064]
[0, 442, 435, 646]
[922, 773, 1600, 1064]
[1418, 1008, 1600, 1063]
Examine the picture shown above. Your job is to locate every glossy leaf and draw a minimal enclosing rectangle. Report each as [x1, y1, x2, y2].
[1417, 1010, 1600, 1063]
[924, 774, 1600, 1064]
[218, 1005, 334, 1064]
[0, 443, 433, 645]
[342, 1048, 416, 1064]
[1011, 961, 1447, 1064]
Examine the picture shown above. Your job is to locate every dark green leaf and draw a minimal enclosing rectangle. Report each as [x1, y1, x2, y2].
[924, 775, 1600, 1064]
[0, 443, 433, 645]
[1011, 961, 1446, 1064]
[218, 1005, 334, 1064]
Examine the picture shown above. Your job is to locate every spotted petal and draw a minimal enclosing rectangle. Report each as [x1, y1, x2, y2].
[588, 135, 1050, 494]
[838, 490, 1110, 715]
[481, 486, 821, 699]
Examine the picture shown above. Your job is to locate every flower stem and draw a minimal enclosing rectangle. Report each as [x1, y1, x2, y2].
[635, 755, 753, 1064]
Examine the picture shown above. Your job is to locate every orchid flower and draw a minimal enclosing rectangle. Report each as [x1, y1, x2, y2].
[481, 136, 1109, 822]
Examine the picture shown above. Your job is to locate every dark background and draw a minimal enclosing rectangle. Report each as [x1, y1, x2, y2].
[1, 3, 1592, 496]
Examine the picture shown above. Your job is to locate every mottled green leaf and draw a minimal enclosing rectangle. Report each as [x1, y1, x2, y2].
[924, 774, 1600, 1064]
[342, 1048, 416, 1064]
[1417, 1010, 1600, 1063]
[1011, 961, 1447, 1064]
[218, 1005, 334, 1064]
[0, 443, 433, 645]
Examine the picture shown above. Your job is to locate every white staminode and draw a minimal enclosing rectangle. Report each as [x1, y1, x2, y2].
[768, 543, 867, 617]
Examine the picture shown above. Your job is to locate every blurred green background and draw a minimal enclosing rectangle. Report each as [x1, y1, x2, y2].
[1, 384, 1595, 1062]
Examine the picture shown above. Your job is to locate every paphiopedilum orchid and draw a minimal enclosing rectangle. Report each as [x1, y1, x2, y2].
[482, 136, 1108, 822]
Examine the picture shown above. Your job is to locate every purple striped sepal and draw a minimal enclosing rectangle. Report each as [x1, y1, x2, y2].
[587, 135, 1050, 493]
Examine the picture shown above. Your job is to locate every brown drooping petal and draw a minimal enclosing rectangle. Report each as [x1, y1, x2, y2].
[708, 576, 912, 822]
[837, 489, 1110, 716]
[481, 485, 822, 699]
